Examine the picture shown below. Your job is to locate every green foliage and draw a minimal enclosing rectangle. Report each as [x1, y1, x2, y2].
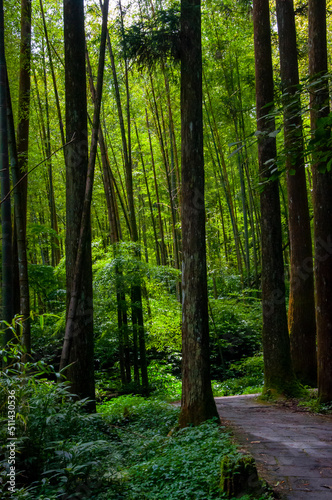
[147, 360, 182, 401]
[144, 268, 181, 353]
[212, 355, 264, 397]
[93, 247, 181, 370]
[98, 394, 179, 434]
[28, 264, 64, 312]
[0, 342, 108, 498]
[126, 420, 234, 500]
[308, 110, 332, 171]
[0, 338, 269, 500]
[97, 396, 255, 500]
[209, 298, 262, 380]
[122, 6, 181, 68]
[298, 390, 332, 414]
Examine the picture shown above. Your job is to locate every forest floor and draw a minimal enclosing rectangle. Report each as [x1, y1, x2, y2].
[215, 394, 332, 499]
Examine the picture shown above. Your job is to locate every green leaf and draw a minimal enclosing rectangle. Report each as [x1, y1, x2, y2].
[268, 129, 280, 138]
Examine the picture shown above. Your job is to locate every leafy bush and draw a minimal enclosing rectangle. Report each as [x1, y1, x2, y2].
[0, 341, 107, 498]
[212, 355, 264, 397]
[93, 247, 181, 371]
[298, 390, 332, 414]
[147, 361, 182, 401]
[98, 394, 179, 435]
[209, 298, 262, 380]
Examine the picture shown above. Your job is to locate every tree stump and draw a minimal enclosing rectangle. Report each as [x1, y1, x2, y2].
[220, 454, 264, 498]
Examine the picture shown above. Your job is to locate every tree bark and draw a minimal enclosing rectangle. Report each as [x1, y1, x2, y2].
[60, 0, 108, 408]
[0, 0, 13, 344]
[308, 0, 332, 402]
[13, 0, 32, 352]
[179, 0, 219, 427]
[253, 0, 298, 395]
[276, 0, 317, 386]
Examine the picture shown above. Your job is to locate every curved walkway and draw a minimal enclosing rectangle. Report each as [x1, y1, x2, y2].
[215, 394, 332, 499]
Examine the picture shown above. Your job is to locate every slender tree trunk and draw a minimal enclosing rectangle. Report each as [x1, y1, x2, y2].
[253, 0, 298, 395]
[204, 97, 242, 275]
[118, 4, 148, 389]
[276, 0, 317, 386]
[308, 0, 332, 402]
[6, 76, 30, 352]
[148, 74, 181, 276]
[135, 120, 160, 265]
[145, 108, 167, 265]
[39, 0, 65, 147]
[86, 46, 131, 385]
[179, 0, 219, 427]
[60, 0, 108, 408]
[0, 0, 13, 344]
[14, 0, 31, 352]
[17, 0, 31, 223]
[33, 61, 61, 267]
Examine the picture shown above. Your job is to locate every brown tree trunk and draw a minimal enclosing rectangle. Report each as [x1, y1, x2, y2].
[276, 0, 317, 386]
[308, 0, 332, 402]
[253, 0, 298, 395]
[0, 0, 13, 343]
[179, 0, 219, 427]
[60, 0, 108, 408]
[14, 0, 31, 352]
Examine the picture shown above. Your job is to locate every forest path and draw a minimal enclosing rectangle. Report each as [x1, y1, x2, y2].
[215, 394, 332, 499]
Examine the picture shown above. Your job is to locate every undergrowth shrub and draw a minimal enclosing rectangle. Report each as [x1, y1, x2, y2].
[209, 298, 262, 380]
[98, 397, 260, 500]
[0, 341, 107, 498]
[147, 361, 182, 401]
[126, 420, 236, 500]
[212, 355, 264, 397]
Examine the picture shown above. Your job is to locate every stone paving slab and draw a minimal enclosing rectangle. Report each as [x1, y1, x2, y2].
[215, 394, 332, 499]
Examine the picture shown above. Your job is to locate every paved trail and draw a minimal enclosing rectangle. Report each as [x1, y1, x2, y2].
[215, 395, 332, 499]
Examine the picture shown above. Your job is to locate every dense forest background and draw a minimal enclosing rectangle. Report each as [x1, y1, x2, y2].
[1, 0, 332, 497]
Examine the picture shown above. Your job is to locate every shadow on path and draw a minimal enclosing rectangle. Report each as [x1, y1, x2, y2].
[215, 394, 332, 499]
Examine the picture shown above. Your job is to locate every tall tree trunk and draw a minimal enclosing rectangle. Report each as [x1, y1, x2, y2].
[147, 74, 181, 275]
[14, 0, 31, 352]
[86, 46, 131, 386]
[276, 0, 317, 386]
[39, 0, 65, 147]
[0, 0, 13, 344]
[204, 96, 243, 276]
[253, 0, 298, 395]
[308, 0, 332, 402]
[135, 120, 160, 265]
[6, 74, 31, 350]
[33, 60, 61, 267]
[145, 108, 167, 265]
[179, 0, 219, 427]
[17, 0, 31, 224]
[60, 0, 108, 408]
[118, 3, 148, 389]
